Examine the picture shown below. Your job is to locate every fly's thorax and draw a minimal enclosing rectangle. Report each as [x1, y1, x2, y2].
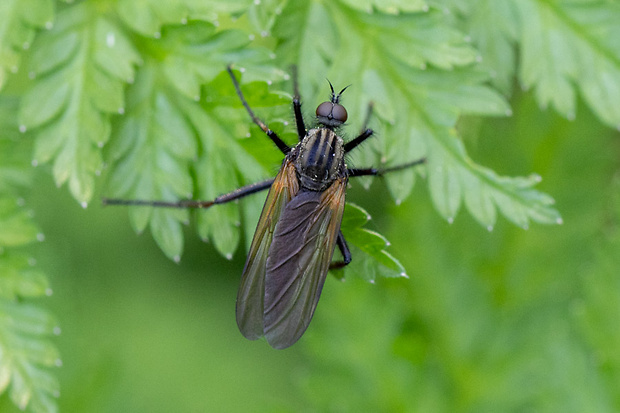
[295, 128, 345, 191]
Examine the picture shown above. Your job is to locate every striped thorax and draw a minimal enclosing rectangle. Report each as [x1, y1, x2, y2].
[295, 128, 345, 191]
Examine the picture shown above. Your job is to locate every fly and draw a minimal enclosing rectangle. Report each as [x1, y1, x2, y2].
[104, 66, 425, 349]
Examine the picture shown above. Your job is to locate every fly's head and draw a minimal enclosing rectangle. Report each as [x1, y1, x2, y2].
[315, 81, 349, 128]
[296, 128, 345, 191]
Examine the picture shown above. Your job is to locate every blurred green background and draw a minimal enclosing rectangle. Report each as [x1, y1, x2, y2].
[2, 89, 619, 411]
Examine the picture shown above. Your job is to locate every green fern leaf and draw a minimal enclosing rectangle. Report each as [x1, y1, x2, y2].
[516, 0, 620, 127]
[18, 3, 140, 204]
[339, 203, 407, 281]
[0, 98, 33, 192]
[0, 0, 54, 90]
[117, 0, 252, 37]
[273, 2, 561, 228]
[0, 300, 60, 413]
[0, 253, 49, 300]
[462, 0, 519, 94]
[0, 96, 59, 413]
[107, 22, 281, 259]
[246, 0, 289, 35]
[0, 198, 39, 248]
[338, 0, 428, 14]
[107, 62, 196, 260]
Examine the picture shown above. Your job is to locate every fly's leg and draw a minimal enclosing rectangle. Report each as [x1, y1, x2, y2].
[344, 102, 375, 153]
[103, 178, 275, 209]
[330, 231, 352, 270]
[347, 158, 426, 177]
[331, 158, 426, 270]
[227, 66, 291, 155]
[344, 101, 426, 175]
[291, 65, 307, 141]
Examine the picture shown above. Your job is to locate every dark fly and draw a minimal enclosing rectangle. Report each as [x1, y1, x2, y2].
[104, 66, 425, 349]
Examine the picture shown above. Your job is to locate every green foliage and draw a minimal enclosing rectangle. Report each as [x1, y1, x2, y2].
[517, 0, 620, 126]
[0, 98, 59, 412]
[0, 0, 54, 91]
[339, 203, 406, 281]
[1, 0, 620, 411]
[449, 0, 620, 128]
[10, 0, 568, 262]
[272, 1, 561, 230]
[105, 25, 283, 259]
[19, 3, 140, 204]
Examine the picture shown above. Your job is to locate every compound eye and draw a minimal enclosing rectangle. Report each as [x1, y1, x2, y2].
[316, 102, 333, 118]
[331, 104, 348, 123]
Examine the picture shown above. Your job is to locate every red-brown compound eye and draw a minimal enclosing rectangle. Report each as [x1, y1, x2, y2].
[331, 103, 348, 123]
[316, 102, 333, 118]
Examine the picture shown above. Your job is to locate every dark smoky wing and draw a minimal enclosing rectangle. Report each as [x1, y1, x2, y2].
[262, 178, 347, 349]
[236, 160, 299, 341]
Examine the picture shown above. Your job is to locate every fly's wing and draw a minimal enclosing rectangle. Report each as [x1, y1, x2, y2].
[263, 177, 347, 349]
[236, 160, 299, 340]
